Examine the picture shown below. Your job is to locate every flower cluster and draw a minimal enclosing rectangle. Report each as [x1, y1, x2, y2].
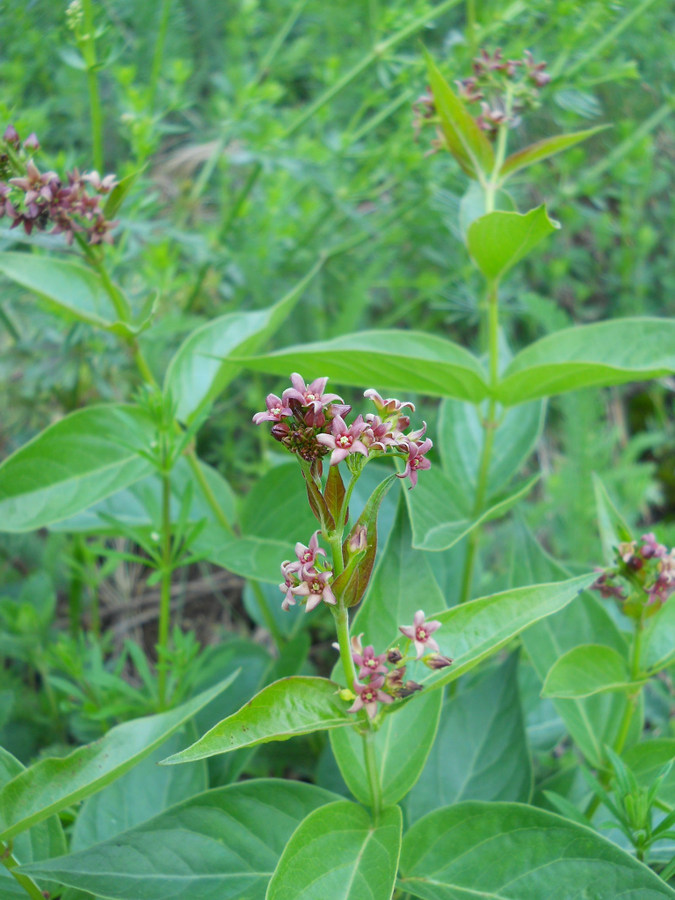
[279, 530, 336, 613]
[414, 47, 551, 145]
[0, 125, 117, 244]
[253, 374, 433, 488]
[347, 614, 451, 719]
[592, 532, 675, 618]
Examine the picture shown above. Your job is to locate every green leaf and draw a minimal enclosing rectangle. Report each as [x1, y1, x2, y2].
[240, 462, 318, 543]
[19, 779, 339, 900]
[500, 126, 609, 179]
[103, 168, 142, 218]
[0, 252, 125, 329]
[416, 574, 596, 692]
[196, 527, 298, 583]
[542, 644, 638, 699]
[0, 747, 67, 900]
[398, 801, 675, 899]
[267, 800, 401, 900]
[405, 466, 539, 551]
[624, 740, 675, 807]
[466, 206, 560, 283]
[593, 472, 633, 563]
[165, 260, 322, 424]
[0, 405, 156, 533]
[354, 494, 446, 644]
[330, 689, 442, 806]
[498, 318, 675, 405]
[162, 677, 350, 765]
[425, 50, 494, 179]
[240, 330, 490, 404]
[70, 730, 207, 850]
[0, 674, 236, 841]
[436, 396, 545, 512]
[512, 522, 635, 767]
[406, 655, 532, 823]
[642, 598, 675, 672]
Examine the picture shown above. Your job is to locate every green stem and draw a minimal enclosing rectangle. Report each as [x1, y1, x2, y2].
[148, 0, 172, 110]
[80, 0, 104, 172]
[466, 0, 477, 55]
[328, 532, 346, 578]
[1, 844, 46, 900]
[157, 468, 173, 709]
[363, 728, 382, 824]
[333, 599, 356, 687]
[566, 0, 661, 78]
[458, 280, 499, 603]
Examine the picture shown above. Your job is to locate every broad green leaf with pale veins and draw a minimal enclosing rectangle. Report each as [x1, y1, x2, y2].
[0, 405, 156, 532]
[398, 802, 675, 899]
[19, 780, 339, 900]
[240, 330, 490, 404]
[542, 643, 637, 699]
[498, 318, 675, 406]
[162, 677, 351, 764]
[0, 675, 236, 841]
[267, 801, 402, 900]
[467, 206, 560, 283]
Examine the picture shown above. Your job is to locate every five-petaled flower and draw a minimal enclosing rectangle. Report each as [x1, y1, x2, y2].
[397, 438, 433, 488]
[293, 530, 327, 570]
[399, 610, 442, 658]
[316, 415, 369, 465]
[293, 570, 337, 612]
[347, 677, 394, 719]
[252, 393, 292, 425]
[282, 373, 343, 414]
[352, 644, 388, 680]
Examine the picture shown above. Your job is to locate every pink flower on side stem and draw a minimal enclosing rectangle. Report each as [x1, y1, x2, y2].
[282, 374, 343, 414]
[293, 530, 327, 570]
[399, 610, 442, 659]
[253, 393, 292, 425]
[279, 562, 298, 611]
[347, 677, 394, 719]
[397, 438, 432, 488]
[352, 645, 388, 680]
[316, 415, 369, 465]
[292, 570, 337, 612]
[364, 389, 415, 417]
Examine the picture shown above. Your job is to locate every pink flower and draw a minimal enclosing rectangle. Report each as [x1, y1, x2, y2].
[282, 374, 342, 414]
[293, 530, 327, 571]
[352, 644, 388, 680]
[316, 415, 369, 465]
[253, 393, 292, 425]
[364, 389, 415, 417]
[399, 610, 442, 659]
[397, 438, 432, 488]
[347, 677, 394, 719]
[292, 570, 337, 612]
[279, 562, 298, 611]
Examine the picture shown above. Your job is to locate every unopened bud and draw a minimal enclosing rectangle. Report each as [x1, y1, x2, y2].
[270, 422, 290, 442]
[387, 648, 403, 664]
[3, 124, 19, 145]
[348, 525, 367, 556]
[424, 653, 453, 670]
[23, 132, 39, 151]
[339, 688, 355, 702]
[399, 680, 423, 698]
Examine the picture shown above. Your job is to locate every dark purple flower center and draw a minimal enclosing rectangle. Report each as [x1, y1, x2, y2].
[363, 689, 375, 702]
[416, 627, 428, 641]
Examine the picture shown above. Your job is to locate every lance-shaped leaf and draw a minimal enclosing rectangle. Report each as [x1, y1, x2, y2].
[0, 251, 127, 329]
[0, 675, 236, 842]
[18, 780, 339, 900]
[642, 598, 675, 673]
[334, 474, 397, 607]
[425, 50, 494, 179]
[0, 404, 157, 533]
[624, 740, 675, 807]
[239, 330, 490, 404]
[593, 472, 633, 564]
[498, 318, 675, 406]
[330, 689, 443, 807]
[103, 167, 142, 218]
[162, 677, 351, 765]
[398, 801, 675, 899]
[500, 126, 609, 180]
[542, 643, 641, 699]
[164, 259, 322, 424]
[466, 206, 560, 283]
[407, 574, 596, 692]
[267, 801, 402, 900]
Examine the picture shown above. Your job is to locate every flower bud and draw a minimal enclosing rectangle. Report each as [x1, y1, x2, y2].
[398, 680, 423, 698]
[270, 422, 290, 442]
[339, 688, 356, 702]
[424, 653, 454, 670]
[23, 133, 39, 151]
[348, 524, 368, 556]
[3, 124, 19, 145]
[386, 648, 403, 664]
